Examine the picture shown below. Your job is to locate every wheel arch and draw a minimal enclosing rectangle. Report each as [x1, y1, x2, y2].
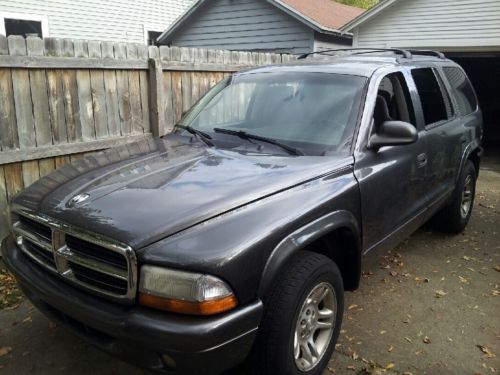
[258, 210, 362, 297]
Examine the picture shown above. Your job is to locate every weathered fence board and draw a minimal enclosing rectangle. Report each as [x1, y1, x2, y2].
[0, 35, 296, 240]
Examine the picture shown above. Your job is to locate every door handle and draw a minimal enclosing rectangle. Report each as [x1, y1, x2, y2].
[416, 153, 427, 168]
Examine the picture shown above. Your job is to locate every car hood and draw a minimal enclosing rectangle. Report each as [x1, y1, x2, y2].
[13, 135, 352, 248]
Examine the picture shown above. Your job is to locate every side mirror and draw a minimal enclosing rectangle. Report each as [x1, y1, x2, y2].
[368, 121, 418, 151]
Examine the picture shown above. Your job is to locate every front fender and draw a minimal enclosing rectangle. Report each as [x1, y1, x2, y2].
[258, 210, 360, 297]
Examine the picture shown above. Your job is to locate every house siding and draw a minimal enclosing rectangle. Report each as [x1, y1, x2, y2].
[0, 0, 193, 43]
[170, 0, 313, 53]
[354, 0, 500, 51]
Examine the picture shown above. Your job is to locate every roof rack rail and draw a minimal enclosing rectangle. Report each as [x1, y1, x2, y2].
[406, 49, 446, 59]
[297, 48, 412, 60]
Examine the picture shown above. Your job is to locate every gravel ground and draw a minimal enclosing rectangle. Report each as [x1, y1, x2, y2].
[0, 159, 498, 375]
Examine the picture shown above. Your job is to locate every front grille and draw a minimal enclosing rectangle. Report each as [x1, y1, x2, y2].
[24, 241, 57, 269]
[18, 215, 52, 241]
[66, 235, 128, 271]
[12, 210, 137, 303]
[69, 262, 128, 295]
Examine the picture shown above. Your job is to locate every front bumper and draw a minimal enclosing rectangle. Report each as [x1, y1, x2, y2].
[1, 236, 263, 374]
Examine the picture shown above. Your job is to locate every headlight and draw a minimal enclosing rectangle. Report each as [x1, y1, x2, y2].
[138, 265, 237, 315]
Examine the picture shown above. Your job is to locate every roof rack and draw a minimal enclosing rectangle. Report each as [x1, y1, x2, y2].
[297, 48, 446, 60]
[406, 49, 446, 59]
[297, 48, 412, 59]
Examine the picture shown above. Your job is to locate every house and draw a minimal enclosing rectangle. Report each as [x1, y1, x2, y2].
[341, 0, 500, 145]
[157, 0, 365, 54]
[0, 0, 194, 44]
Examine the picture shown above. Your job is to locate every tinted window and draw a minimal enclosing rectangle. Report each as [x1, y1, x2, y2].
[443, 67, 477, 115]
[4, 19, 42, 38]
[411, 68, 448, 125]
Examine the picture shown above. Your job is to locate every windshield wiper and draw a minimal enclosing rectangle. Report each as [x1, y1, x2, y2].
[213, 128, 304, 156]
[174, 124, 214, 147]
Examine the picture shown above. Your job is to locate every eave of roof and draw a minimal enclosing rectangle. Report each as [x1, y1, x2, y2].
[340, 0, 401, 33]
[158, 0, 358, 44]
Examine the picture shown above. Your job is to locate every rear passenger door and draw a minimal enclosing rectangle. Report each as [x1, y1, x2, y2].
[410, 68, 463, 210]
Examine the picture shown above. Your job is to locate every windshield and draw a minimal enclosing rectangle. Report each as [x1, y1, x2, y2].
[179, 72, 367, 155]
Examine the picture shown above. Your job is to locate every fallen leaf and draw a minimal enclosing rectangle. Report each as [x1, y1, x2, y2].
[22, 316, 32, 324]
[494, 265, 500, 273]
[435, 290, 447, 298]
[347, 365, 356, 371]
[477, 345, 496, 358]
[380, 330, 387, 335]
[0, 346, 12, 357]
[415, 350, 424, 355]
[390, 271, 398, 277]
[386, 363, 395, 369]
[463, 256, 471, 261]
[327, 367, 335, 373]
[458, 276, 469, 284]
[388, 345, 394, 352]
[423, 336, 431, 344]
[348, 304, 358, 310]
[405, 337, 413, 343]
[352, 351, 359, 360]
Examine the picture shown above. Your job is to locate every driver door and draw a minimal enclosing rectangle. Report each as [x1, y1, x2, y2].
[354, 70, 429, 253]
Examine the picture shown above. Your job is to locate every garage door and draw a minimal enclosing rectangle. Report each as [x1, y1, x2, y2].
[445, 52, 500, 152]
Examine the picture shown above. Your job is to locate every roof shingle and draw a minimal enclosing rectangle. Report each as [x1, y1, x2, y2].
[280, 0, 365, 30]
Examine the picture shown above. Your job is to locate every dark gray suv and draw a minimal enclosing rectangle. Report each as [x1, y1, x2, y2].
[2, 49, 482, 375]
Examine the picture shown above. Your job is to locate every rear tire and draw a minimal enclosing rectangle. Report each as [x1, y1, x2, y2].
[252, 251, 344, 375]
[432, 160, 476, 233]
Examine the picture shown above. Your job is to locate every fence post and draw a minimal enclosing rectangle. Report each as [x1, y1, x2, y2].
[148, 57, 165, 137]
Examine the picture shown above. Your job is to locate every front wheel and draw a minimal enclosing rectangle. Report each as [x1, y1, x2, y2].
[252, 251, 344, 375]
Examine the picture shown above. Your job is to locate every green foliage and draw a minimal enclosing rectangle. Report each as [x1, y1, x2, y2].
[336, 0, 380, 9]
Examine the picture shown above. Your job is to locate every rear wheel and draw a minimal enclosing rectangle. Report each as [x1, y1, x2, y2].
[252, 251, 344, 375]
[432, 160, 477, 233]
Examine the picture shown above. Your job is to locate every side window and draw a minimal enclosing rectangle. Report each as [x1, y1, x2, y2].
[373, 72, 415, 129]
[411, 68, 449, 126]
[443, 67, 478, 115]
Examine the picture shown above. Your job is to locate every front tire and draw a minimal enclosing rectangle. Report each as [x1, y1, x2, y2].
[253, 251, 344, 375]
[432, 160, 477, 233]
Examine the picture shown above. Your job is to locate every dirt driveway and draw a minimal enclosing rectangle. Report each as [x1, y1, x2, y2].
[0, 162, 499, 375]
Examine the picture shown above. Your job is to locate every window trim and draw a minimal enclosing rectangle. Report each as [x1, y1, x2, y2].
[0, 12, 49, 37]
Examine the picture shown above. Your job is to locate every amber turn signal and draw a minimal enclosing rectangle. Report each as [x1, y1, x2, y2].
[139, 293, 237, 316]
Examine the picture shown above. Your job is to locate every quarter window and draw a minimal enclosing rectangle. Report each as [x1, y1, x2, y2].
[411, 68, 449, 125]
[443, 67, 477, 115]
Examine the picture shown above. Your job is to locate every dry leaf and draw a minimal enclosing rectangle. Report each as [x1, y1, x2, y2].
[388, 345, 394, 352]
[423, 336, 431, 344]
[348, 304, 358, 310]
[390, 271, 398, 277]
[477, 345, 496, 358]
[347, 365, 356, 371]
[463, 256, 471, 261]
[386, 363, 395, 369]
[352, 351, 359, 360]
[405, 337, 413, 343]
[0, 346, 12, 357]
[458, 276, 469, 284]
[380, 330, 387, 335]
[22, 316, 32, 324]
[494, 265, 500, 272]
[435, 290, 447, 298]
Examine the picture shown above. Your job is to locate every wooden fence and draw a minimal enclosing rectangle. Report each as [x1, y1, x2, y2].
[0, 35, 295, 239]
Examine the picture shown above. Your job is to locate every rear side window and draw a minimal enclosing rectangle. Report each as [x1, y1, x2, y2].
[411, 68, 449, 125]
[443, 67, 478, 115]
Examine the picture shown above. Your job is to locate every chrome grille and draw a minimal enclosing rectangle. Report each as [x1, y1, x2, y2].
[11, 207, 137, 303]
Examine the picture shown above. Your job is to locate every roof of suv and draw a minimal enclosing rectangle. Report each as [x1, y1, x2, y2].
[237, 51, 457, 78]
